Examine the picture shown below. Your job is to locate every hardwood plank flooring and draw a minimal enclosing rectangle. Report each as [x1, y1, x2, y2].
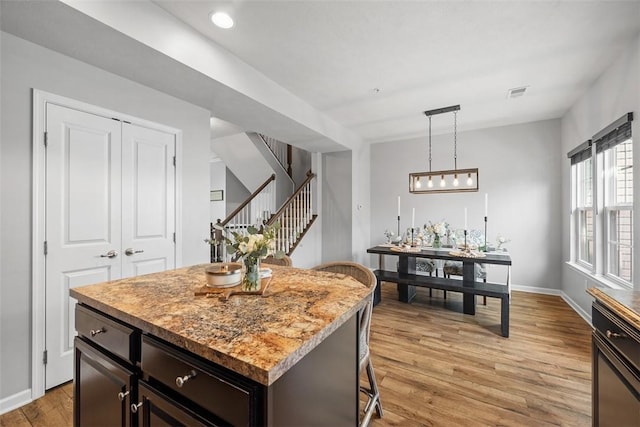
[1, 288, 592, 426]
[1, 382, 72, 427]
[362, 287, 592, 426]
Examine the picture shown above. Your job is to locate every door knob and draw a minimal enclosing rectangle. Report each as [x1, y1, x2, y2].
[125, 248, 144, 256]
[100, 250, 118, 258]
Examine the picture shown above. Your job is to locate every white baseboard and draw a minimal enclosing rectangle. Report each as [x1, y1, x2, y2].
[511, 284, 592, 326]
[511, 284, 562, 296]
[560, 292, 592, 326]
[0, 389, 32, 416]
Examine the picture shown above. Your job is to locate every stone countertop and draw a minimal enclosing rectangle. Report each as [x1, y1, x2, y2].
[587, 287, 640, 330]
[70, 263, 372, 386]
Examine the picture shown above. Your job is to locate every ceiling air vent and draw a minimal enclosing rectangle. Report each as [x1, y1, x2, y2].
[507, 86, 528, 99]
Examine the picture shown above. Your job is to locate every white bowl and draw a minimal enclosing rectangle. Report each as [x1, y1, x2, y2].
[205, 263, 242, 288]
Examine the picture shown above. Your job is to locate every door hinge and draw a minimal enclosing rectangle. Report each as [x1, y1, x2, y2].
[173, 156, 176, 167]
[173, 232, 176, 243]
[44, 132, 48, 147]
[44, 241, 48, 255]
[43, 350, 48, 365]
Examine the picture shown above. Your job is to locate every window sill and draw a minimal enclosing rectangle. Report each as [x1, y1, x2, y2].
[565, 261, 632, 290]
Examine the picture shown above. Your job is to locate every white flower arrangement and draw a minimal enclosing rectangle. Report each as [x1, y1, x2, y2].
[496, 234, 511, 249]
[426, 220, 449, 238]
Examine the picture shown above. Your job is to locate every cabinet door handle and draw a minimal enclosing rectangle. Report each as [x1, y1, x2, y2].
[606, 330, 627, 339]
[117, 391, 129, 402]
[175, 370, 197, 388]
[90, 328, 105, 337]
[131, 402, 142, 413]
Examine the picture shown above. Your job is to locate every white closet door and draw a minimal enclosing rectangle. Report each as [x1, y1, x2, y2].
[45, 104, 122, 389]
[121, 123, 175, 277]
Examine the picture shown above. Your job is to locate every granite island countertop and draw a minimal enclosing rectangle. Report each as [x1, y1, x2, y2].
[587, 286, 640, 330]
[70, 263, 372, 386]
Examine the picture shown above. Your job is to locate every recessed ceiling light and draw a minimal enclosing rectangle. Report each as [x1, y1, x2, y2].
[210, 12, 234, 29]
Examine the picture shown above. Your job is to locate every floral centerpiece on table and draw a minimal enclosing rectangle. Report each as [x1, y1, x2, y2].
[425, 220, 449, 248]
[496, 234, 511, 250]
[215, 222, 283, 291]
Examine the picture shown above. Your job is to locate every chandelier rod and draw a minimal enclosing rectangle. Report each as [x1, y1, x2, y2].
[454, 110, 458, 171]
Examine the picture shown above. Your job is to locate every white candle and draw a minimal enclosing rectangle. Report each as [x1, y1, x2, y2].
[485, 193, 489, 217]
[397, 196, 401, 216]
[464, 207, 468, 230]
[411, 208, 415, 229]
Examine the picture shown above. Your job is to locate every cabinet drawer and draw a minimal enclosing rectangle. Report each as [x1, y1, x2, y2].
[141, 335, 252, 426]
[593, 302, 640, 372]
[76, 304, 139, 363]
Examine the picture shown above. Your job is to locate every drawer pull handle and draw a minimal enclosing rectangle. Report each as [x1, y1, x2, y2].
[606, 330, 627, 339]
[131, 402, 142, 413]
[90, 328, 105, 337]
[117, 391, 129, 402]
[175, 370, 197, 388]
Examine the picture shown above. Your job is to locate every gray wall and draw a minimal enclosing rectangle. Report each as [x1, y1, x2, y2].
[0, 32, 211, 400]
[370, 119, 563, 288]
[225, 168, 251, 217]
[322, 151, 353, 262]
[561, 32, 640, 318]
[291, 145, 312, 187]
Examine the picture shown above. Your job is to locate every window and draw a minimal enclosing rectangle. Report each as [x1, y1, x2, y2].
[569, 113, 634, 287]
[575, 157, 593, 266]
[603, 138, 633, 283]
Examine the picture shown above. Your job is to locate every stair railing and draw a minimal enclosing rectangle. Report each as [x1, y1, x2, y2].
[258, 134, 292, 177]
[211, 174, 276, 262]
[266, 170, 317, 255]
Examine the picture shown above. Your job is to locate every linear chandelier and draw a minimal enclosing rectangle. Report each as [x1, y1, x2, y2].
[409, 104, 479, 194]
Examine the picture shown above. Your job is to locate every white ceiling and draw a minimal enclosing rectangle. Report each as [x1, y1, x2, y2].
[2, 1, 639, 150]
[155, 0, 640, 142]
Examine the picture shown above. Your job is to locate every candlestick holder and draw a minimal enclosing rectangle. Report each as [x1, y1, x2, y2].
[411, 227, 416, 247]
[483, 216, 488, 252]
[464, 229, 469, 253]
[397, 215, 400, 239]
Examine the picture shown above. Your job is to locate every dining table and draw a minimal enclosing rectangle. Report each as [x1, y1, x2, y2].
[367, 244, 512, 337]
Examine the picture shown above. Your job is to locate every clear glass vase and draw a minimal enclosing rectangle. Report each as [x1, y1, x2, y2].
[242, 256, 261, 291]
[433, 234, 442, 249]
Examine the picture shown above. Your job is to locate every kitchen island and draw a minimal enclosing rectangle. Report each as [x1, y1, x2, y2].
[70, 263, 373, 426]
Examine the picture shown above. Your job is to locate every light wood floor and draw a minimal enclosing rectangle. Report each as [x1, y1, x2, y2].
[1, 288, 592, 427]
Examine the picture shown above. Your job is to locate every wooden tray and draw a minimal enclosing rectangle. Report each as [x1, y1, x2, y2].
[195, 276, 272, 301]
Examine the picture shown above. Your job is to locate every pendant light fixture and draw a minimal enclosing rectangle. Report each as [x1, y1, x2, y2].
[409, 105, 479, 194]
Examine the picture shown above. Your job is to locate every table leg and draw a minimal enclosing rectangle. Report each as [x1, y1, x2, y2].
[397, 256, 416, 303]
[462, 261, 476, 315]
[501, 295, 510, 337]
[373, 254, 384, 306]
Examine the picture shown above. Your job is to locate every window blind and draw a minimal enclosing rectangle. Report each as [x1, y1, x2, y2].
[567, 140, 592, 165]
[594, 112, 633, 153]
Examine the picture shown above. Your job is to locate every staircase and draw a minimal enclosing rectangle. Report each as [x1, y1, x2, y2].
[210, 171, 317, 261]
[266, 170, 317, 256]
[258, 133, 292, 178]
[210, 174, 277, 262]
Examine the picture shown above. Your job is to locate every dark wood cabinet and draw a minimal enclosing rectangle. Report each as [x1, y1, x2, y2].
[591, 301, 640, 426]
[135, 381, 219, 427]
[74, 337, 136, 427]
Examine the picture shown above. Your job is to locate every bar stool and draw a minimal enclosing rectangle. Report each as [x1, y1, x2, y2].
[312, 262, 383, 426]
